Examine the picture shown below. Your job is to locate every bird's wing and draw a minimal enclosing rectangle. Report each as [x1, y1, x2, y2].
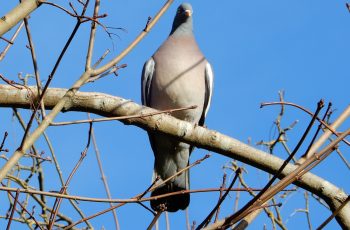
[141, 57, 158, 173]
[141, 57, 155, 106]
[199, 61, 214, 126]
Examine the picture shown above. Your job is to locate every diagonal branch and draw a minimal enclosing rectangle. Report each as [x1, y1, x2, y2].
[0, 0, 45, 37]
[0, 84, 349, 228]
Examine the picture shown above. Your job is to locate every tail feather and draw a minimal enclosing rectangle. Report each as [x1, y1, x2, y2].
[150, 169, 189, 212]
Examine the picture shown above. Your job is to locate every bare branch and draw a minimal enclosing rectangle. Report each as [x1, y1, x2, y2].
[0, 85, 349, 228]
[0, 0, 45, 37]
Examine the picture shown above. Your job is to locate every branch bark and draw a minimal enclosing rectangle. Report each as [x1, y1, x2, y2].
[0, 84, 349, 228]
[0, 0, 45, 37]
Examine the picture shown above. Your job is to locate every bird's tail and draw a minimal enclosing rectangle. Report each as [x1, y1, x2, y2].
[150, 169, 189, 212]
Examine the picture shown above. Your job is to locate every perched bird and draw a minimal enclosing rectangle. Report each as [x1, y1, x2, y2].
[141, 3, 214, 212]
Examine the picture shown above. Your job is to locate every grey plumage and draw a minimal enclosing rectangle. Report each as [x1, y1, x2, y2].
[141, 3, 213, 212]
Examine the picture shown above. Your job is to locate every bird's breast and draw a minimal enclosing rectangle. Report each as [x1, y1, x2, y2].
[150, 36, 206, 122]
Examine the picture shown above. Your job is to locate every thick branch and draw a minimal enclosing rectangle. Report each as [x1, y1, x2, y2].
[0, 84, 349, 228]
[0, 0, 45, 37]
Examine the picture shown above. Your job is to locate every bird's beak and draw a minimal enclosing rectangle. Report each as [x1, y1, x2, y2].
[184, 10, 192, 17]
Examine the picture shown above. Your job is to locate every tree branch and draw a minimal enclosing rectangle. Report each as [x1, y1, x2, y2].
[0, 84, 349, 228]
[0, 0, 45, 37]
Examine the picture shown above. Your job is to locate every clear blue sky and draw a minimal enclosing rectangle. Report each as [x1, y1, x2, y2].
[0, 1, 349, 229]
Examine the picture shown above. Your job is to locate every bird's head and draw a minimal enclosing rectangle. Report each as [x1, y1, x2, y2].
[170, 3, 193, 35]
[176, 3, 193, 19]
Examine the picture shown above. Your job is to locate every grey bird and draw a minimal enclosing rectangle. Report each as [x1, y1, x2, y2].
[141, 3, 214, 212]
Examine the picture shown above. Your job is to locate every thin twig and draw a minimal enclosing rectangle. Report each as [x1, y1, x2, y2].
[0, 132, 9, 152]
[87, 63, 127, 82]
[304, 192, 312, 230]
[50, 105, 197, 126]
[23, 153, 51, 162]
[2, 183, 43, 230]
[0, 21, 24, 61]
[334, 147, 350, 169]
[0, 74, 24, 89]
[316, 196, 350, 230]
[298, 102, 332, 162]
[147, 211, 163, 230]
[89, 113, 120, 229]
[261, 101, 350, 146]
[197, 168, 241, 229]
[139, 177, 160, 201]
[92, 49, 110, 68]
[0, 36, 13, 44]
[41, 1, 106, 23]
[6, 189, 20, 230]
[214, 173, 227, 222]
[48, 123, 93, 229]
[150, 154, 210, 193]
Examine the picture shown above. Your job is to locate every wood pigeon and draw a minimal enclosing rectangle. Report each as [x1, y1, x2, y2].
[141, 2, 214, 212]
